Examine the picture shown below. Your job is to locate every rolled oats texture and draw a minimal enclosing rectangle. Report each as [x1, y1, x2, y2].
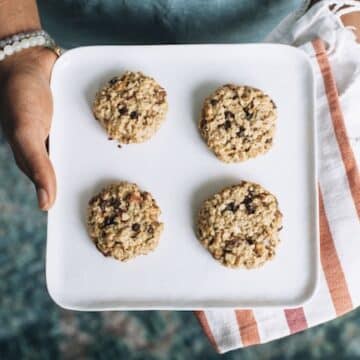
[197, 181, 283, 269]
[87, 182, 164, 261]
[93, 71, 168, 144]
[199, 84, 277, 163]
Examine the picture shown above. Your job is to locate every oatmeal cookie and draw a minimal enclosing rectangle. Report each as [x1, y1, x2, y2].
[93, 71, 168, 144]
[87, 182, 164, 261]
[199, 84, 277, 162]
[197, 181, 283, 269]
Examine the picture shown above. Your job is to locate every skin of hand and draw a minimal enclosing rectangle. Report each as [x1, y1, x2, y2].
[0, 47, 58, 211]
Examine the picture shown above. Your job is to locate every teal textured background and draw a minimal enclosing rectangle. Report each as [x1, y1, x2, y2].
[1, 1, 360, 358]
[40, 0, 301, 46]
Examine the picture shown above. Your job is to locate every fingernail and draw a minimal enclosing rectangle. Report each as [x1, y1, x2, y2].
[37, 188, 49, 210]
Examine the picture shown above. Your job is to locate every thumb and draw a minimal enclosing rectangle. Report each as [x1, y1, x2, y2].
[10, 130, 56, 211]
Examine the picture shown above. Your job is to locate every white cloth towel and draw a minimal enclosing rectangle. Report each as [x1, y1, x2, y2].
[195, 0, 360, 353]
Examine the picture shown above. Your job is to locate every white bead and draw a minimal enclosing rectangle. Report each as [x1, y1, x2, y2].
[34, 36, 41, 46]
[37, 36, 46, 46]
[12, 41, 21, 52]
[20, 39, 30, 49]
[29, 37, 38, 47]
[0, 50, 5, 61]
[3, 44, 14, 56]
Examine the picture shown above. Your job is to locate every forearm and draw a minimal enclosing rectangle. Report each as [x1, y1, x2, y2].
[0, 0, 41, 38]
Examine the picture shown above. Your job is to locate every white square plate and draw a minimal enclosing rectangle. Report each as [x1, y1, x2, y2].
[47, 44, 319, 310]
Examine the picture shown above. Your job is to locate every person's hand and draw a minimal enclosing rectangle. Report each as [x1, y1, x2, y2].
[0, 47, 58, 210]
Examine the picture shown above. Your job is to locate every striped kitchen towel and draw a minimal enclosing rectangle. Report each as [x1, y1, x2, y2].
[195, 1, 360, 353]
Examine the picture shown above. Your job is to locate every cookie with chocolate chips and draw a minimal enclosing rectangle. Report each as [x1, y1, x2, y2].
[197, 181, 283, 269]
[87, 182, 164, 261]
[93, 71, 168, 144]
[199, 84, 277, 162]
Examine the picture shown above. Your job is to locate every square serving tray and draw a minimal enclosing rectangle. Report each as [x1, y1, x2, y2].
[47, 44, 318, 310]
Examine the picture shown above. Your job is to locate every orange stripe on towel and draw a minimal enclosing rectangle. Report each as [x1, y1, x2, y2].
[319, 190, 353, 315]
[313, 38, 360, 218]
[235, 310, 261, 346]
[194, 311, 219, 351]
[284, 308, 308, 334]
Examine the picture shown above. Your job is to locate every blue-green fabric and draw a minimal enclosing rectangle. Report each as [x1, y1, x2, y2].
[38, 0, 303, 48]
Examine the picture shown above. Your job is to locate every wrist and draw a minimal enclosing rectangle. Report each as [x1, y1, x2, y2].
[0, 47, 57, 80]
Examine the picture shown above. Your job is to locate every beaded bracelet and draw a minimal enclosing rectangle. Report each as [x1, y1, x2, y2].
[0, 30, 63, 62]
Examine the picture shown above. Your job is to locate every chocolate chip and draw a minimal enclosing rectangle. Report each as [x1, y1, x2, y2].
[148, 225, 154, 234]
[210, 99, 218, 106]
[117, 144, 122, 149]
[132, 223, 140, 232]
[118, 106, 128, 115]
[236, 126, 246, 137]
[232, 95, 238, 100]
[89, 196, 97, 205]
[141, 191, 150, 200]
[99, 200, 108, 211]
[244, 108, 252, 120]
[109, 198, 121, 208]
[200, 119, 207, 129]
[242, 195, 252, 206]
[225, 239, 241, 250]
[225, 202, 239, 213]
[109, 77, 118, 85]
[108, 137, 113, 141]
[270, 100, 277, 109]
[103, 215, 116, 227]
[265, 138, 272, 144]
[99, 197, 122, 211]
[246, 237, 255, 245]
[130, 111, 138, 119]
[242, 195, 256, 214]
[223, 120, 231, 130]
[224, 111, 234, 120]
[278, 226, 283, 231]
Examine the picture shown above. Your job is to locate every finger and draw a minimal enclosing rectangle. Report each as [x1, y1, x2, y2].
[10, 130, 56, 211]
